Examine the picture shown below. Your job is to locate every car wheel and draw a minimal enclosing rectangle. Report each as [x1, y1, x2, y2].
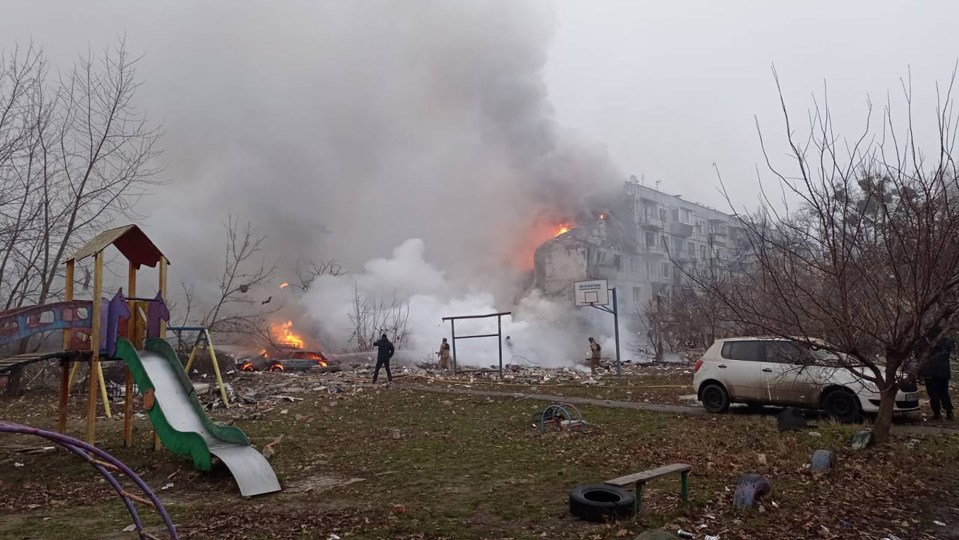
[701, 383, 730, 413]
[823, 389, 862, 423]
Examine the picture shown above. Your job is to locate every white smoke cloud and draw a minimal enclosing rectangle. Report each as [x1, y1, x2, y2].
[300, 238, 626, 368]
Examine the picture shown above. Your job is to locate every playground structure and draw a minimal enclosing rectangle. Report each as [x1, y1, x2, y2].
[0, 225, 280, 497]
[167, 325, 230, 406]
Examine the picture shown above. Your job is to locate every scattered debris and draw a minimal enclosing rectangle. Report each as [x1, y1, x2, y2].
[756, 453, 767, 466]
[263, 435, 285, 459]
[122, 524, 136, 532]
[392, 503, 406, 514]
[852, 430, 873, 450]
[934, 520, 947, 527]
[676, 530, 694, 539]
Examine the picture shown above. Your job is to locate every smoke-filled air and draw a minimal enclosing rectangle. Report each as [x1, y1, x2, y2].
[131, 1, 626, 364]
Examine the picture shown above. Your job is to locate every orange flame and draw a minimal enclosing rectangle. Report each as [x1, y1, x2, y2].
[554, 223, 574, 237]
[271, 320, 304, 349]
[599, 213, 606, 220]
[510, 219, 578, 270]
[279, 282, 289, 289]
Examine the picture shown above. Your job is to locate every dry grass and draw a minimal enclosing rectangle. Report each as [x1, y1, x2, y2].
[0, 375, 957, 539]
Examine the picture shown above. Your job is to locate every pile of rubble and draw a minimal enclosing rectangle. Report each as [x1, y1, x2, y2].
[184, 357, 694, 419]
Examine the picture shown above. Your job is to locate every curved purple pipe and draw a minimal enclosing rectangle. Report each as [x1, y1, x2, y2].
[0, 421, 178, 539]
[58, 441, 146, 534]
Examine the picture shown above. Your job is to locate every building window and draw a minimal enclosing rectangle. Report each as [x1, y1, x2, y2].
[673, 237, 684, 253]
[695, 222, 703, 234]
[681, 208, 693, 224]
[645, 231, 656, 247]
[630, 257, 641, 274]
[613, 254, 622, 271]
[671, 208, 679, 222]
[646, 261, 652, 277]
[700, 245, 707, 259]
[687, 242, 695, 255]
[661, 262, 670, 277]
[633, 286, 642, 303]
[659, 207, 667, 222]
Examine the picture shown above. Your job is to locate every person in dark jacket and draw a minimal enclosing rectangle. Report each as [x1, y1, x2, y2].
[920, 328, 954, 421]
[372, 334, 395, 384]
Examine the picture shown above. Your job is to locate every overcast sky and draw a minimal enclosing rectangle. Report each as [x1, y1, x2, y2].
[546, 1, 959, 208]
[3, 1, 958, 285]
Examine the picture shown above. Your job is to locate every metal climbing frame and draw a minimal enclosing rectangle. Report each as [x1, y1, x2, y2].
[0, 421, 178, 539]
[441, 311, 512, 377]
[538, 402, 587, 433]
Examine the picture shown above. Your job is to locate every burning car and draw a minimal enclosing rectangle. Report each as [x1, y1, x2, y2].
[237, 348, 338, 373]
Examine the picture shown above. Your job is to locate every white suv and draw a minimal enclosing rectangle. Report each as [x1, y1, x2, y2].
[692, 337, 920, 422]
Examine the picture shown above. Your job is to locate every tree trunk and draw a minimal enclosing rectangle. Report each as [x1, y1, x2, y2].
[872, 382, 898, 444]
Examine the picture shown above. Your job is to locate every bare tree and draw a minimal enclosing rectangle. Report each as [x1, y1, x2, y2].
[0, 40, 161, 319]
[347, 283, 411, 350]
[690, 67, 959, 443]
[200, 217, 278, 335]
[294, 259, 344, 291]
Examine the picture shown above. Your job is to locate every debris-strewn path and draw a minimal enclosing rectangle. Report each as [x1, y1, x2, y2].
[400, 382, 959, 436]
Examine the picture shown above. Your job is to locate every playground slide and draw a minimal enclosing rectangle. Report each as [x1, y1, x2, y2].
[115, 337, 281, 497]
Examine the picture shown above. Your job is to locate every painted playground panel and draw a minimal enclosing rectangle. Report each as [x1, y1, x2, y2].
[0, 301, 96, 346]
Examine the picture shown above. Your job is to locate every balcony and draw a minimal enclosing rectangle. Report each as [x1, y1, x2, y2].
[644, 242, 666, 255]
[707, 233, 727, 247]
[640, 216, 664, 230]
[669, 222, 694, 237]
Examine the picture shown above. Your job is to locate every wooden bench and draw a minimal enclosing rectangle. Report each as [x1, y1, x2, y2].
[606, 463, 692, 513]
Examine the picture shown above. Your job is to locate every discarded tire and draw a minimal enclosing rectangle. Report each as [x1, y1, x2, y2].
[776, 408, 807, 431]
[732, 473, 772, 509]
[568, 484, 635, 522]
[810, 449, 836, 473]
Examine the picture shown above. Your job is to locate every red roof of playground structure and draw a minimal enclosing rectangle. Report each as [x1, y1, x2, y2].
[69, 225, 168, 270]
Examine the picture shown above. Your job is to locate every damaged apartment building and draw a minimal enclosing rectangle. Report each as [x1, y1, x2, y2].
[532, 176, 744, 315]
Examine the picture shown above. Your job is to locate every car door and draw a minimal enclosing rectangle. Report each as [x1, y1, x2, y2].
[761, 341, 810, 405]
[718, 340, 766, 401]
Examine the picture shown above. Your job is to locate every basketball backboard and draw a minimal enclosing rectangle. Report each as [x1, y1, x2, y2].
[574, 279, 609, 306]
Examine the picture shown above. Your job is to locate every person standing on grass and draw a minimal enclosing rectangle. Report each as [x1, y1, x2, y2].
[436, 337, 451, 370]
[372, 333, 395, 384]
[921, 328, 954, 421]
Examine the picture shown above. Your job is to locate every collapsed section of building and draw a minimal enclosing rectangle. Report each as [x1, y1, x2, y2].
[531, 177, 745, 315]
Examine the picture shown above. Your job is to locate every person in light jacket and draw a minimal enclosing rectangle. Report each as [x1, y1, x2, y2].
[437, 338, 451, 370]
